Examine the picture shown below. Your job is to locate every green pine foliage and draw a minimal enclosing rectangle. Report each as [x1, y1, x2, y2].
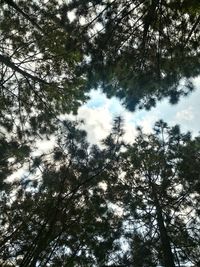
[0, 119, 199, 266]
[0, 1, 200, 266]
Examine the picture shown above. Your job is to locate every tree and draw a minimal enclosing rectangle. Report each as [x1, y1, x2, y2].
[1, 1, 200, 265]
[0, 0, 87, 137]
[1, 0, 200, 128]
[0, 117, 200, 266]
[65, 0, 200, 110]
[0, 118, 124, 266]
[107, 120, 200, 266]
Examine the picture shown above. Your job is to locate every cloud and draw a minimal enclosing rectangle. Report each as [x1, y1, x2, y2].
[76, 90, 161, 144]
[77, 105, 113, 145]
[62, 82, 200, 145]
[77, 90, 140, 144]
[175, 107, 194, 121]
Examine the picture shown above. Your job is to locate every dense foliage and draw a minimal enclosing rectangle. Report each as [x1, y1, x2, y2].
[0, 0, 200, 266]
[54, 0, 200, 110]
[0, 119, 200, 266]
[1, 0, 200, 122]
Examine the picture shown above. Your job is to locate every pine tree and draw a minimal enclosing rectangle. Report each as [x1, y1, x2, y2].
[108, 120, 200, 266]
[0, 118, 124, 266]
[65, 0, 200, 110]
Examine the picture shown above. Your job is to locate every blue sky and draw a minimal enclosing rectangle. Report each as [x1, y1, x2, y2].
[74, 76, 200, 144]
[9, 77, 200, 182]
[34, 76, 200, 150]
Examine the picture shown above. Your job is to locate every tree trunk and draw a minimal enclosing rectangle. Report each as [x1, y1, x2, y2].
[151, 182, 175, 267]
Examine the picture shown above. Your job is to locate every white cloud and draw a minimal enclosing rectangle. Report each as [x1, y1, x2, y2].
[175, 106, 194, 121]
[33, 136, 56, 156]
[77, 105, 113, 145]
[76, 91, 140, 144]
[61, 82, 200, 145]
[139, 114, 159, 134]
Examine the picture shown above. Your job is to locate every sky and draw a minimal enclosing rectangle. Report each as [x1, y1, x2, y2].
[71, 76, 200, 145]
[9, 77, 200, 182]
[30, 75, 200, 156]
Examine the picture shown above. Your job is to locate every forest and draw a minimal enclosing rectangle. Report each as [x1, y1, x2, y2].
[0, 0, 200, 266]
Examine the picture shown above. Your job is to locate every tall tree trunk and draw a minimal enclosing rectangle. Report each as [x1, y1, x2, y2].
[151, 182, 175, 267]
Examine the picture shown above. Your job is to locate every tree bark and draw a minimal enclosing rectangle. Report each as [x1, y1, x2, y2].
[151, 182, 175, 267]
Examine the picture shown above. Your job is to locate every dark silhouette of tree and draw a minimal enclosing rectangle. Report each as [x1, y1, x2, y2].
[0, 0, 200, 266]
[65, 0, 200, 110]
[1, 0, 200, 127]
[0, 0, 87, 137]
[0, 118, 199, 266]
[102, 120, 200, 266]
[0, 118, 124, 266]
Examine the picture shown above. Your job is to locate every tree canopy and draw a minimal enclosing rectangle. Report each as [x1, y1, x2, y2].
[0, 1, 200, 266]
[1, 0, 200, 122]
[0, 119, 200, 266]
[65, 0, 200, 110]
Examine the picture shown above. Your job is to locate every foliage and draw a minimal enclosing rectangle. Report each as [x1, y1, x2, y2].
[0, 119, 200, 266]
[0, 1, 200, 266]
[65, 0, 200, 110]
[0, 118, 124, 266]
[1, 0, 200, 129]
[107, 120, 200, 266]
[0, 0, 87, 136]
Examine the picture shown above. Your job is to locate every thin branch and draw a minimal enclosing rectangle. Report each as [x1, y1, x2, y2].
[0, 54, 49, 84]
[183, 15, 200, 48]
[4, 0, 43, 32]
